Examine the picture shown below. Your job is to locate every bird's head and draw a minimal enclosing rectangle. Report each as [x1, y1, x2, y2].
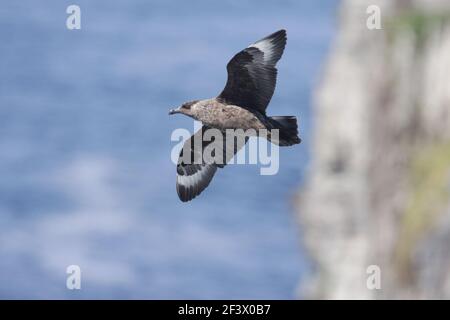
[169, 100, 199, 118]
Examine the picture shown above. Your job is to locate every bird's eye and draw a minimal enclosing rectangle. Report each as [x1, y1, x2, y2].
[182, 104, 191, 110]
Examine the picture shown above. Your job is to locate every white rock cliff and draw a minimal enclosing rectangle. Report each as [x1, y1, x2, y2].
[297, 0, 450, 299]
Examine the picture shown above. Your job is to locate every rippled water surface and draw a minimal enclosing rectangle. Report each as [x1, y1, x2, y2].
[0, 0, 337, 298]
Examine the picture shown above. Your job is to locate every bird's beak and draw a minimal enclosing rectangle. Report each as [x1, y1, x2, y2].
[169, 107, 181, 115]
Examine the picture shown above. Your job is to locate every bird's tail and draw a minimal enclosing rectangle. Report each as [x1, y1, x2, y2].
[266, 116, 301, 146]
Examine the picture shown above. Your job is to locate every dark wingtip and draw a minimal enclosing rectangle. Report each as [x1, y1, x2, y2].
[278, 29, 287, 36]
[258, 29, 287, 65]
[176, 164, 218, 203]
[265, 29, 287, 41]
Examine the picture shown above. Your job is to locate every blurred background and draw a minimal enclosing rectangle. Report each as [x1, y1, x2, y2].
[2, 0, 450, 300]
[297, 0, 450, 299]
[0, 0, 337, 298]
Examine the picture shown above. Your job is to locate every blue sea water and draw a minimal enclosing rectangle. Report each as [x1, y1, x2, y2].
[0, 0, 338, 298]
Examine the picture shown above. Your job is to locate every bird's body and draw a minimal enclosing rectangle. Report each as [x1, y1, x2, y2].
[183, 98, 267, 131]
[169, 29, 301, 202]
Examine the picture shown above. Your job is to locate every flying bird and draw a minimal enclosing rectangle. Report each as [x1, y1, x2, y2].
[169, 29, 301, 202]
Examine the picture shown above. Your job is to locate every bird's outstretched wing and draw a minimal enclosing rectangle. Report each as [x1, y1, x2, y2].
[217, 29, 287, 114]
[176, 126, 248, 202]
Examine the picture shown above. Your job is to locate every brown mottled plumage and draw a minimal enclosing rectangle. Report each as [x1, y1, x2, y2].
[176, 99, 267, 131]
[169, 29, 301, 202]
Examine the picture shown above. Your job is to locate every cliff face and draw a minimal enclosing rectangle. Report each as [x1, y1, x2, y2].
[297, 0, 450, 299]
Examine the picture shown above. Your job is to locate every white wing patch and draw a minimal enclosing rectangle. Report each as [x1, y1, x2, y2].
[249, 38, 275, 63]
[177, 164, 215, 188]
